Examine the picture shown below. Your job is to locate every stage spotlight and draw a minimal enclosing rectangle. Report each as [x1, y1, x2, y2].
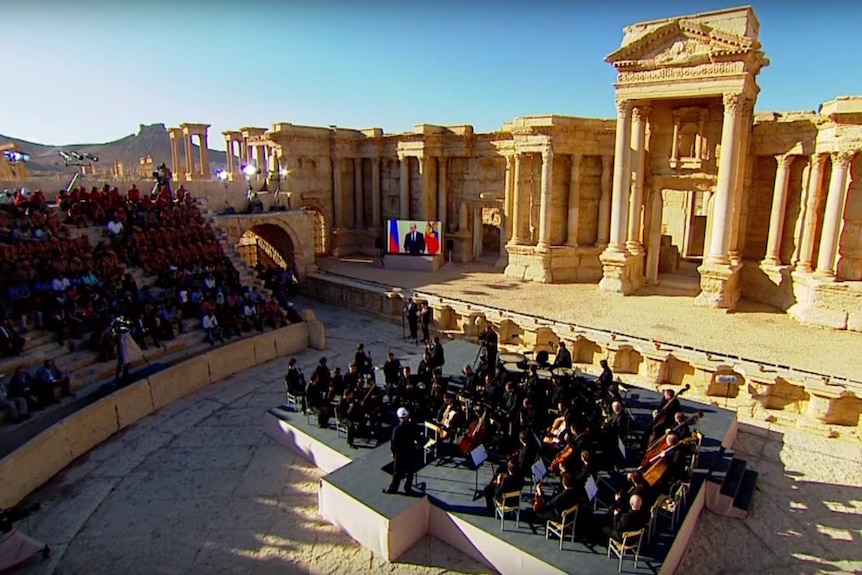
[242, 164, 261, 178]
[216, 169, 229, 182]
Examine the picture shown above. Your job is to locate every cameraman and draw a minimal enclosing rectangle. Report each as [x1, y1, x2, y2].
[0, 503, 50, 570]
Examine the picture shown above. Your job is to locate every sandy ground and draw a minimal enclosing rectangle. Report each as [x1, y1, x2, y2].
[11, 299, 862, 575]
[316, 257, 862, 384]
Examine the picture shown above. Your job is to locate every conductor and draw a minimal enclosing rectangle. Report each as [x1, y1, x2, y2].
[384, 407, 420, 495]
[403, 223, 426, 255]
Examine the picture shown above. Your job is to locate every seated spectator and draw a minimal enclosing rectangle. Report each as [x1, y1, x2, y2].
[0, 320, 25, 356]
[242, 300, 262, 332]
[106, 215, 124, 239]
[35, 359, 73, 401]
[8, 366, 47, 410]
[52, 273, 71, 294]
[202, 311, 224, 346]
[0, 376, 29, 424]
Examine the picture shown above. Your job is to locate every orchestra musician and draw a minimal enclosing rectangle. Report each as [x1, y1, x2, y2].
[461, 364, 479, 397]
[597, 359, 614, 395]
[354, 343, 372, 376]
[305, 372, 330, 428]
[603, 494, 648, 544]
[529, 472, 580, 526]
[342, 362, 361, 394]
[478, 325, 498, 376]
[603, 400, 631, 460]
[552, 341, 573, 369]
[436, 392, 464, 448]
[647, 388, 682, 445]
[337, 388, 362, 449]
[459, 404, 490, 457]
[383, 408, 420, 495]
[479, 458, 524, 516]
[360, 376, 384, 444]
[383, 352, 402, 402]
[429, 336, 445, 370]
[284, 358, 307, 414]
[543, 400, 570, 451]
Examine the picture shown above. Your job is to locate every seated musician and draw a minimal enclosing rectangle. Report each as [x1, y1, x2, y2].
[603, 400, 631, 457]
[672, 411, 693, 441]
[382, 352, 402, 402]
[460, 404, 490, 459]
[305, 372, 331, 429]
[529, 472, 580, 526]
[313, 357, 332, 392]
[435, 392, 464, 444]
[417, 350, 434, 386]
[647, 388, 682, 445]
[479, 458, 524, 517]
[360, 376, 384, 444]
[461, 364, 479, 396]
[552, 341, 573, 369]
[603, 494, 648, 543]
[429, 368, 447, 398]
[429, 336, 445, 370]
[284, 359, 307, 412]
[481, 372, 501, 406]
[658, 432, 692, 487]
[502, 430, 538, 480]
[549, 374, 567, 409]
[342, 362, 361, 394]
[543, 401, 570, 451]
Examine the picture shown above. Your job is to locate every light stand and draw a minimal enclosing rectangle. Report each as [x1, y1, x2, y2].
[3, 151, 29, 181]
[58, 151, 98, 193]
[215, 170, 230, 213]
[242, 164, 262, 213]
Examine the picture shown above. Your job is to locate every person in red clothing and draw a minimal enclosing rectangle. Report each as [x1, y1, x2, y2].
[127, 184, 140, 203]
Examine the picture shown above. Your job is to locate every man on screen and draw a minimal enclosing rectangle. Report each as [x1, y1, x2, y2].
[403, 223, 426, 255]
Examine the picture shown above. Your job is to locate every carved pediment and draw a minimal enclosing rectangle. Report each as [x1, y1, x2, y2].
[606, 19, 760, 72]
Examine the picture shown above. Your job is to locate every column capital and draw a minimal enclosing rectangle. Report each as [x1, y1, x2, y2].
[810, 152, 828, 168]
[632, 105, 651, 122]
[831, 149, 856, 168]
[615, 97, 633, 116]
[775, 154, 795, 169]
[541, 147, 554, 162]
[722, 93, 745, 116]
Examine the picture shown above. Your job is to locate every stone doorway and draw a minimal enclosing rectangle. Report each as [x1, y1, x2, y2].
[478, 206, 501, 262]
[237, 223, 297, 271]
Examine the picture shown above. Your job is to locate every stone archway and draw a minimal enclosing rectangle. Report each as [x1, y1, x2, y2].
[239, 223, 297, 271]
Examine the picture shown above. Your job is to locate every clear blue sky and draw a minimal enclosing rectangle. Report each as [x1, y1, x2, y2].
[2, 0, 860, 151]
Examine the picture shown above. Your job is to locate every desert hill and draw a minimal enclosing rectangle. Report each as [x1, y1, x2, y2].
[0, 124, 227, 176]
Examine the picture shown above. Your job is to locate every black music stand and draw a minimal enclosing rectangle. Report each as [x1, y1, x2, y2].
[470, 444, 489, 495]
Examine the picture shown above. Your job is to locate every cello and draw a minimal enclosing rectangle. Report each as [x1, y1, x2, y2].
[459, 411, 489, 456]
[651, 384, 691, 430]
[641, 411, 704, 468]
[640, 435, 698, 487]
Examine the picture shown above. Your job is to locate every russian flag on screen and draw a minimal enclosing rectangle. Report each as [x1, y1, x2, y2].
[388, 219, 400, 253]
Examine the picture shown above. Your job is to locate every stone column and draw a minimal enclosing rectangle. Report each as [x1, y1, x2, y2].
[796, 154, 827, 273]
[510, 153, 525, 244]
[199, 134, 210, 177]
[695, 110, 707, 160]
[670, 119, 680, 164]
[598, 155, 612, 246]
[438, 157, 448, 227]
[332, 157, 343, 229]
[184, 133, 194, 179]
[499, 155, 514, 263]
[354, 158, 364, 229]
[627, 105, 649, 253]
[705, 93, 743, 265]
[763, 154, 795, 266]
[224, 138, 234, 174]
[399, 155, 410, 219]
[566, 153, 581, 246]
[169, 133, 180, 179]
[608, 99, 633, 252]
[371, 157, 381, 229]
[421, 156, 436, 221]
[537, 147, 555, 249]
[728, 99, 754, 265]
[815, 150, 854, 277]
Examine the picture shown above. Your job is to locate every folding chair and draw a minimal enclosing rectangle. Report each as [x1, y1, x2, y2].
[546, 503, 579, 550]
[423, 421, 440, 464]
[494, 489, 523, 531]
[607, 528, 645, 572]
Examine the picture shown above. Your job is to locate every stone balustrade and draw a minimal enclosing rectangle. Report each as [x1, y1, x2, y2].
[304, 272, 862, 430]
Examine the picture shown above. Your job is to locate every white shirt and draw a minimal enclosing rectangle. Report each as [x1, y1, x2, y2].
[52, 277, 71, 292]
[107, 220, 124, 235]
[202, 315, 218, 329]
[243, 304, 257, 317]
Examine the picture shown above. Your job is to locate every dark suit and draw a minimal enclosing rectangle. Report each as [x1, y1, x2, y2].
[484, 472, 525, 515]
[387, 420, 419, 493]
[606, 508, 648, 542]
[535, 486, 580, 523]
[552, 347, 573, 369]
[404, 231, 425, 255]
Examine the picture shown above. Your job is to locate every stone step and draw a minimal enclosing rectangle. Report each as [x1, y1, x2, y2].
[732, 469, 758, 513]
[719, 457, 747, 500]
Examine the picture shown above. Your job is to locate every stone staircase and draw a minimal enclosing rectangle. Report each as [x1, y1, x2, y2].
[202, 208, 272, 299]
[703, 448, 759, 519]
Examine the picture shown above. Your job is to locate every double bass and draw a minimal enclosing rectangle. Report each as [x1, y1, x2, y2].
[651, 384, 691, 430]
[640, 435, 699, 487]
[641, 411, 704, 467]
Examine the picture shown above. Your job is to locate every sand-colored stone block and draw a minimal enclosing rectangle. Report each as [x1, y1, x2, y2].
[275, 322, 310, 357]
[0, 424, 74, 507]
[209, 338, 258, 382]
[253, 330, 279, 364]
[704, 366, 742, 398]
[113, 379, 155, 429]
[306, 320, 326, 351]
[149, 355, 211, 410]
[59, 397, 121, 460]
[848, 312, 862, 332]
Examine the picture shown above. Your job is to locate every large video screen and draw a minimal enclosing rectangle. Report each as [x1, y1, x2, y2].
[386, 219, 443, 256]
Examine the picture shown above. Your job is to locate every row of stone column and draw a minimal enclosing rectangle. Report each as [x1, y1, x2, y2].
[508, 151, 613, 248]
[764, 149, 856, 277]
[224, 138, 271, 176]
[168, 130, 210, 180]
